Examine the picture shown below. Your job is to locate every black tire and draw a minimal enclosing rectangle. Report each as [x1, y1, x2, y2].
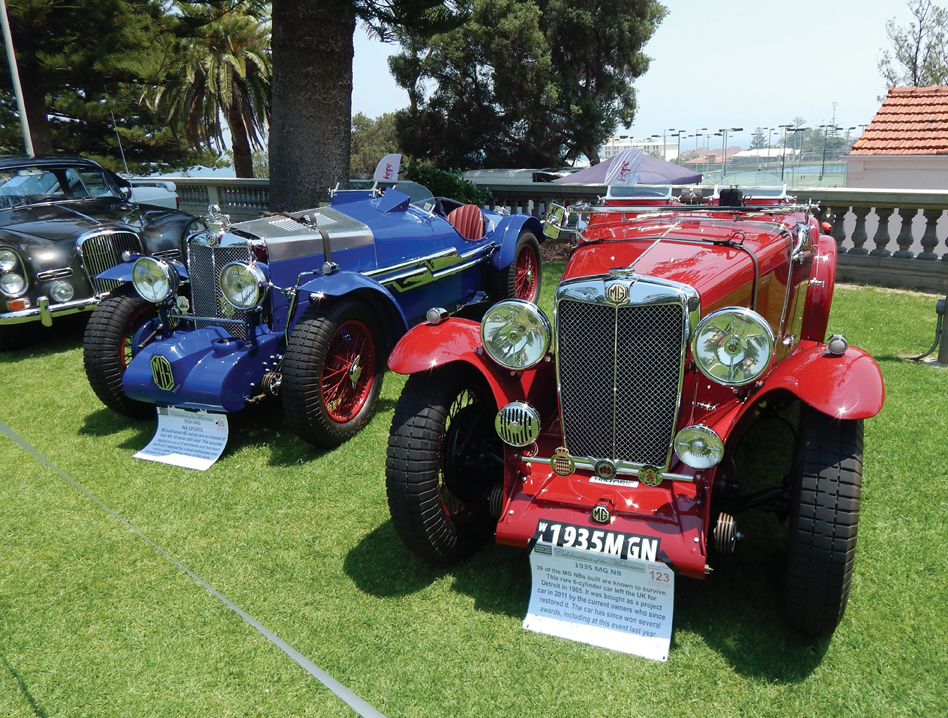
[83, 292, 158, 419]
[784, 406, 864, 636]
[493, 230, 541, 303]
[385, 365, 502, 563]
[282, 297, 384, 448]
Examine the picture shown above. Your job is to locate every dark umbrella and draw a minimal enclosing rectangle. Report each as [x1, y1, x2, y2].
[552, 151, 702, 185]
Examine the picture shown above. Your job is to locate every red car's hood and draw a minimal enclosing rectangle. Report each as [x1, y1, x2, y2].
[562, 215, 794, 311]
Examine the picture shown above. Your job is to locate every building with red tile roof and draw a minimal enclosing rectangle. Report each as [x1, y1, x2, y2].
[845, 86, 948, 188]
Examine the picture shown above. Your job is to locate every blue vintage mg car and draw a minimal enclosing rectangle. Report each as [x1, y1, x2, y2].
[82, 182, 543, 447]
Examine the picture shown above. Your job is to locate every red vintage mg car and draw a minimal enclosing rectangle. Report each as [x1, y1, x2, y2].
[384, 186, 884, 636]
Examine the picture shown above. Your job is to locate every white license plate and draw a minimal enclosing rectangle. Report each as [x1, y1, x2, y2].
[534, 520, 661, 563]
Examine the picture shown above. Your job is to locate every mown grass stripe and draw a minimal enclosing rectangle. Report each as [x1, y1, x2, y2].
[0, 417, 386, 718]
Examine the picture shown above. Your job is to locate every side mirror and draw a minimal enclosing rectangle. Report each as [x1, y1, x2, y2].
[544, 204, 568, 239]
[544, 203, 586, 241]
[791, 225, 810, 260]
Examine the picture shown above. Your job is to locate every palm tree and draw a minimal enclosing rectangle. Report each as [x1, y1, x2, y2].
[154, 3, 271, 177]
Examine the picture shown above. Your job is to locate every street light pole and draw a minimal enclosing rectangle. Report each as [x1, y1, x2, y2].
[671, 130, 685, 164]
[650, 134, 661, 159]
[787, 126, 809, 185]
[688, 128, 705, 173]
[717, 127, 742, 181]
[0, 0, 33, 156]
[819, 124, 838, 181]
[663, 128, 678, 161]
[779, 124, 791, 180]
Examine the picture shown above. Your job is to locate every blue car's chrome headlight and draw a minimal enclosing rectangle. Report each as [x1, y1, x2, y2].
[132, 256, 178, 303]
[219, 262, 267, 310]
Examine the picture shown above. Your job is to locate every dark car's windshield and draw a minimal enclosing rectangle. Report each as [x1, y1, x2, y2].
[0, 165, 122, 208]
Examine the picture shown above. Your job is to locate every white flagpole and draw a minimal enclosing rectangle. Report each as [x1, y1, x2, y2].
[0, 0, 34, 156]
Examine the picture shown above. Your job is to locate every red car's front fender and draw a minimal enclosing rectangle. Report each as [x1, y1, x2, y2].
[759, 341, 885, 420]
[388, 318, 553, 409]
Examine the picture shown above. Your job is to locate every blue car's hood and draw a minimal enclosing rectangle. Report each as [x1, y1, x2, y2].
[208, 206, 375, 263]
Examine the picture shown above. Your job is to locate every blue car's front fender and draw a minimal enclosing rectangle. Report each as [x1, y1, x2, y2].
[296, 270, 409, 343]
[123, 326, 280, 412]
[490, 215, 544, 271]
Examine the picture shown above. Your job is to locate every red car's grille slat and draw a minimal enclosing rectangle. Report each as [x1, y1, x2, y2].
[557, 298, 685, 467]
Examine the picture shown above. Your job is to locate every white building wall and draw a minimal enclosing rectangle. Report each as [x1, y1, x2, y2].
[601, 136, 677, 161]
[844, 154, 948, 189]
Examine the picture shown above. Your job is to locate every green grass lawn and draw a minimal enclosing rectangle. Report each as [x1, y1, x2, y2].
[1, 271, 946, 717]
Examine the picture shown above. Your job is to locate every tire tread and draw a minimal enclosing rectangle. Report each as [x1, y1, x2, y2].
[784, 407, 864, 635]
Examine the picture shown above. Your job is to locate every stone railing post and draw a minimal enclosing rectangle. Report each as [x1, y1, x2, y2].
[849, 206, 871, 254]
[870, 207, 894, 256]
[893, 207, 919, 258]
[830, 205, 848, 249]
[919, 209, 942, 261]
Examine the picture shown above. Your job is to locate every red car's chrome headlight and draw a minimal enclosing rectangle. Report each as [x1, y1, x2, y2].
[480, 299, 551, 370]
[691, 307, 774, 386]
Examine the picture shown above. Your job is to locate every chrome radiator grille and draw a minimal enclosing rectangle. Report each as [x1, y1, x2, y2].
[80, 231, 142, 295]
[187, 240, 252, 339]
[556, 298, 687, 467]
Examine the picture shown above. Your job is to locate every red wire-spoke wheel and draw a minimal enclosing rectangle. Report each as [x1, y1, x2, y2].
[385, 365, 503, 563]
[282, 298, 385, 448]
[513, 240, 539, 301]
[320, 319, 376, 422]
[493, 229, 542, 303]
[83, 291, 159, 419]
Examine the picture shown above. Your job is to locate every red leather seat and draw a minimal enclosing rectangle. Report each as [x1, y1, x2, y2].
[447, 204, 485, 240]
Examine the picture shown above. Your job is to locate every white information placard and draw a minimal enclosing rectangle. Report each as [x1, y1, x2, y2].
[523, 540, 675, 662]
[134, 407, 229, 471]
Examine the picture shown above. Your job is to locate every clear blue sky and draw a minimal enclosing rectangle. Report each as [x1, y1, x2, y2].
[352, 0, 911, 153]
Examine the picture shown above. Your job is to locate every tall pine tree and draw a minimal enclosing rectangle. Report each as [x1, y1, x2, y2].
[0, 0, 235, 172]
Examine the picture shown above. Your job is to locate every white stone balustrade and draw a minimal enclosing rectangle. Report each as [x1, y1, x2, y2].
[166, 177, 948, 293]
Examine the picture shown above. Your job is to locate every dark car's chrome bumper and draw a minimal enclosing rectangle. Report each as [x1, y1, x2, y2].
[0, 295, 99, 326]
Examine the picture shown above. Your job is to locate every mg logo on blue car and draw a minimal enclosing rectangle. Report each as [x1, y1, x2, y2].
[150, 355, 175, 392]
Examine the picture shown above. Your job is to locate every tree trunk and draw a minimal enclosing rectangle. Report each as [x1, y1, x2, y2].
[270, 0, 355, 210]
[227, 101, 254, 178]
[19, 63, 53, 155]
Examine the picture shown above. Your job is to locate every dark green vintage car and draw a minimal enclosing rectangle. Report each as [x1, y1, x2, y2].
[0, 155, 204, 350]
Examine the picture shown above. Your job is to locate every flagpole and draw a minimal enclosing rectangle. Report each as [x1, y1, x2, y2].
[0, 0, 34, 156]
